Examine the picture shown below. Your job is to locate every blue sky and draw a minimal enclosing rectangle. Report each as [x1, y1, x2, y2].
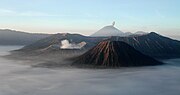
[0, 0, 179, 35]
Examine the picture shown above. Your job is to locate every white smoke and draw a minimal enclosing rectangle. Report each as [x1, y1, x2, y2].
[60, 40, 86, 49]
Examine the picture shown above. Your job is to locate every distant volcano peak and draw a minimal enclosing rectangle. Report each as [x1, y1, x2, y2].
[91, 22, 124, 37]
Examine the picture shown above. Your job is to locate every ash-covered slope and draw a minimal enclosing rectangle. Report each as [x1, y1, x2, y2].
[109, 32, 180, 59]
[19, 33, 104, 51]
[73, 41, 162, 67]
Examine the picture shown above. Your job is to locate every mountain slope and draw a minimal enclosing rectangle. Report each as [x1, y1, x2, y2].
[0, 29, 50, 45]
[19, 33, 105, 51]
[73, 41, 162, 67]
[109, 32, 180, 58]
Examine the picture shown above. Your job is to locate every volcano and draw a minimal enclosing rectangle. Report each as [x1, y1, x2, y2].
[19, 33, 104, 51]
[91, 22, 124, 37]
[73, 41, 163, 67]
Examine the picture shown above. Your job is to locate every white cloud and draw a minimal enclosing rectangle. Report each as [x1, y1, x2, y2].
[0, 9, 98, 18]
[0, 9, 58, 17]
[0, 9, 16, 16]
[18, 11, 58, 17]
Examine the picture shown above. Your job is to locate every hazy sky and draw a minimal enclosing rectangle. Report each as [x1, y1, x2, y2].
[0, 0, 179, 35]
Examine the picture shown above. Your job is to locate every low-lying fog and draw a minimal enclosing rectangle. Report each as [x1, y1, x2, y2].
[0, 46, 180, 95]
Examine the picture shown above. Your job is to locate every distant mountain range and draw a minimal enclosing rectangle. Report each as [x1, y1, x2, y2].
[0, 29, 50, 45]
[18, 32, 180, 59]
[1, 25, 180, 59]
[91, 22, 147, 37]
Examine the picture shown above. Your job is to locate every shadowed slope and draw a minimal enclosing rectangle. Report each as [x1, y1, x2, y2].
[73, 41, 163, 67]
[109, 32, 180, 58]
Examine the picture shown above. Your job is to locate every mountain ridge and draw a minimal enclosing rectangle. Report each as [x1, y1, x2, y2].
[0, 29, 50, 45]
[16, 32, 180, 59]
[108, 32, 180, 58]
[19, 33, 105, 51]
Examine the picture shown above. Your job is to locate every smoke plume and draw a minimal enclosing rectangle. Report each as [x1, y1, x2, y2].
[60, 40, 86, 49]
